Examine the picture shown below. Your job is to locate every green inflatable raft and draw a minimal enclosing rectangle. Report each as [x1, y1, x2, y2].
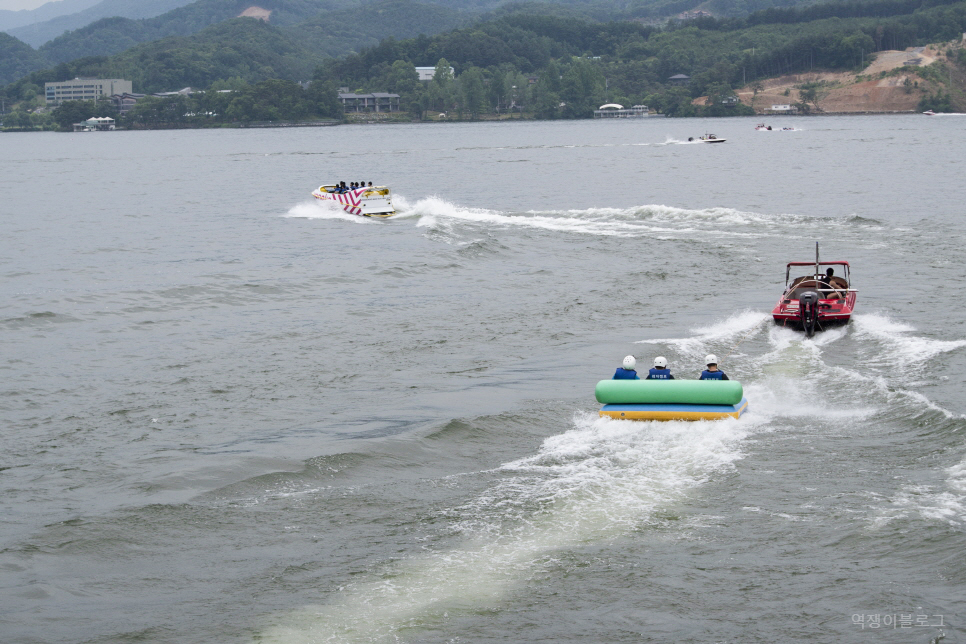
[596, 379, 748, 421]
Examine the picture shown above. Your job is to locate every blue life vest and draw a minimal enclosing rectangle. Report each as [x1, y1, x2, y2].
[647, 368, 673, 379]
[699, 370, 726, 380]
[613, 368, 640, 380]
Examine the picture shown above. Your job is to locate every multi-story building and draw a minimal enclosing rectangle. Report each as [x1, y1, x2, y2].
[110, 93, 147, 115]
[338, 92, 401, 113]
[45, 78, 133, 106]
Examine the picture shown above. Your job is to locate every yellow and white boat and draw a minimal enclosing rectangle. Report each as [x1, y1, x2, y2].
[311, 184, 394, 217]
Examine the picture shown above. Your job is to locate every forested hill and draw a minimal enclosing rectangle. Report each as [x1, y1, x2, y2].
[77, 18, 323, 92]
[4, 0, 966, 117]
[320, 0, 966, 79]
[0, 0, 100, 32]
[1, 0, 888, 82]
[287, 0, 471, 58]
[37, 0, 344, 64]
[0, 0, 470, 86]
[6, 0, 197, 48]
[0, 32, 48, 89]
[20, 0, 471, 67]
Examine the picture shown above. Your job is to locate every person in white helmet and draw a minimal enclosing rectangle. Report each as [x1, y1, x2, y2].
[612, 355, 640, 380]
[699, 354, 729, 380]
[646, 356, 674, 380]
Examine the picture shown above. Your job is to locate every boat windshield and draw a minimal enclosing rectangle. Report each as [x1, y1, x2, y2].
[784, 262, 851, 300]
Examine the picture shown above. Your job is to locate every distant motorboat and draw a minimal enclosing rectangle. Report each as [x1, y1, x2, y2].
[923, 109, 936, 115]
[689, 133, 726, 143]
[311, 184, 395, 217]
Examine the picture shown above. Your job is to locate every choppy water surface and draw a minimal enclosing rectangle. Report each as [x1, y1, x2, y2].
[2, 115, 965, 643]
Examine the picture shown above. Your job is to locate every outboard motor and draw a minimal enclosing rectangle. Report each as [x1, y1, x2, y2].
[798, 291, 820, 337]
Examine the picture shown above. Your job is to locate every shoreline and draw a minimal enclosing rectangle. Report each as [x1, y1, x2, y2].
[0, 110, 937, 133]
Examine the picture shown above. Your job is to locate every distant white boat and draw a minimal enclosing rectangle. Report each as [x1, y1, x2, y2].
[689, 133, 726, 143]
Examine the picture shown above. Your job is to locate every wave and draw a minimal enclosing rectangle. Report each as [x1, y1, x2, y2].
[636, 309, 964, 421]
[256, 306, 966, 641]
[636, 310, 771, 362]
[283, 200, 382, 224]
[875, 457, 966, 530]
[283, 195, 890, 245]
[258, 410, 760, 643]
[851, 313, 966, 366]
[399, 196, 837, 241]
[1, 311, 81, 329]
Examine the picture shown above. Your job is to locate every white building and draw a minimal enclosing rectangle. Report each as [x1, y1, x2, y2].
[415, 66, 454, 82]
[45, 78, 133, 106]
[73, 117, 115, 131]
[593, 103, 649, 118]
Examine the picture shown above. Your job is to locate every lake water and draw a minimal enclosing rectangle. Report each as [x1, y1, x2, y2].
[1, 114, 965, 643]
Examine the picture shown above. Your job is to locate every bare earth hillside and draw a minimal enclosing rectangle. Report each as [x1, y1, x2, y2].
[733, 43, 963, 114]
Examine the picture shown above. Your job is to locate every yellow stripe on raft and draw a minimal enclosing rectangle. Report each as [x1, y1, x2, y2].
[599, 399, 749, 421]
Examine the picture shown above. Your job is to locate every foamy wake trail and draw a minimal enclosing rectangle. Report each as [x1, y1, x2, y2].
[759, 315, 964, 419]
[408, 195, 668, 238]
[284, 200, 380, 224]
[852, 313, 966, 365]
[876, 457, 966, 530]
[259, 413, 758, 643]
[403, 196, 812, 239]
[659, 135, 698, 145]
[637, 310, 771, 361]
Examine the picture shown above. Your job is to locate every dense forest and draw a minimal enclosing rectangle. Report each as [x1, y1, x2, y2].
[0, 0, 469, 85]
[7, 0, 944, 85]
[3, 0, 966, 129]
[6, 0, 196, 48]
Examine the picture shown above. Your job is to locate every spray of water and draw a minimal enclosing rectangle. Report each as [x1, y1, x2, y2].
[284, 201, 381, 224]
[259, 413, 757, 643]
[258, 312, 966, 641]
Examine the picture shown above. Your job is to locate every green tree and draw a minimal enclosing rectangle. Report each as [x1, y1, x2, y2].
[799, 85, 818, 109]
[3, 110, 34, 129]
[659, 86, 698, 117]
[306, 80, 342, 119]
[560, 60, 604, 118]
[51, 99, 98, 131]
[487, 67, 506, 111]
[458, 66, 486, 117]
[386, 60, 419, 95]
[429, 57, 454, 112]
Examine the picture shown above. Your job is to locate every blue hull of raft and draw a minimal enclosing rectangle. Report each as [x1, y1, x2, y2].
[600, 397, 749, 421]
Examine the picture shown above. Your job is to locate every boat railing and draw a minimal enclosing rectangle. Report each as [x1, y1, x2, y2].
[781, 288, 857, 304]
[783, 288, 858, 295]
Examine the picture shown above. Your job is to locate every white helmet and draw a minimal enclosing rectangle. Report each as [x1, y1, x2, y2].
[622, 355, 636, 370]
[654, 356, 667, 368]
[705, 354, 718, 365]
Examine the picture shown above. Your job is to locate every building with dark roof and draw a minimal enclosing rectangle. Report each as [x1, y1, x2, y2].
[338, 92, 401, 113]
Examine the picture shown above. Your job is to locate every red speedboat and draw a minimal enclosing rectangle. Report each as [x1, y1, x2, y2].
[771, 243, 857, 337]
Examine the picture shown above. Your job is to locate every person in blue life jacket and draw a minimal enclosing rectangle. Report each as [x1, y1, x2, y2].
[699, 354, 730, 380]
[613, 355, 641, 380]
[646, 356, 675, 380]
